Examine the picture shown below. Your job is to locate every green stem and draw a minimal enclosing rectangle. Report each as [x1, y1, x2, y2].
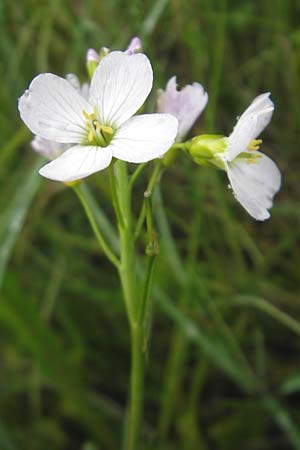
[129, 162, 147, 191]
[111, 161, 145, 450]
[147, 160, 163, 194]
[114, 161, 138, 324]
[134, 161, 163, 241]
[112, 160, 162, 450]
[140, 255, 156, 352]
[134, 202, 146, 241]
[108, 163, 125, 228]
[126, 324, 145, 450]
[72, 183, 120, 269]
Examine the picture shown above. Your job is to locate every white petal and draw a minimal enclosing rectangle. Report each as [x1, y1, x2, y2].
[227, 93, 274, 161]
[39, 145, 112, 182]
[89, 51, 153, 127]
[65, 73, 81, 90]
[157, 76, 208, 141]
[226, 151, 281, 221]
[239, 93, 273, 119]
[18, 73, 92, 143]
[111, 114, 178, 163]
[65, 74, 90, 101]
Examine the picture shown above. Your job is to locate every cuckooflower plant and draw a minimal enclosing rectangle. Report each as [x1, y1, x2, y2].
[157, 76, 208, 141]
[189, 93, 281, 220]
[18, 51, 178, 182]
[17, 34, 283, 450]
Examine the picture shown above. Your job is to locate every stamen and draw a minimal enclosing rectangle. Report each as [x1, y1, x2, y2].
[82, 108, 114, 147]
[247, 139, 262, 151]
[88, 128, 94, 142]
[101, 125, 114, 135]
[247, 154, 262, 164]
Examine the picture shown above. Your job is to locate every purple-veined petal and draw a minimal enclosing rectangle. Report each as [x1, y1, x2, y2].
[18, 73, 92, 143]
[89, 51, 153, 127]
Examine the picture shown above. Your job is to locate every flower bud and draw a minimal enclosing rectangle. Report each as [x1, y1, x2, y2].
[188, 135, 227, 169]
[99, 46, 110, 59]
[86, 48, 100, 79]
[124, 37, 143, 55]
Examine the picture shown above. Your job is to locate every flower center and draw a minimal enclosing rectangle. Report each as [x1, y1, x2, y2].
[82, 108, 114, 147]
[245, 139, 263, 164]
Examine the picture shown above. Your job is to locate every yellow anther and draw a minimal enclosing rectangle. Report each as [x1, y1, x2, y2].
[101, 125, 114, 135]
[82, 106, 98, 121]
[88, 128, 94, 142]
[247, 154, 262, 164]
[82, 107, 114, 147]
[247, 139, 263, 151]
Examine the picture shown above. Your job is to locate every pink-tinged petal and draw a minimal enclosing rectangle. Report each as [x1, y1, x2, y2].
[227, 93, 274, 161]
[157, 76, 208, 141]
[31, 136, 69, 160]
[124, 37, 143, 55]
[39, 145, 112, 182]
[18, 73, 93, 143]
[111, 114, 178, 163]
[89, 51, 153, 127]
[86, 48, 100, 63]
[226, 151, 281, 221]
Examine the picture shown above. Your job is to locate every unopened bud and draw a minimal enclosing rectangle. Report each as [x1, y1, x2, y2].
[99, 46, 110, 59]
[87, 48, 99, 63]
[124, 37, 143, 55]
[188, 135, 228, 170]
[86, 48, 100, 79]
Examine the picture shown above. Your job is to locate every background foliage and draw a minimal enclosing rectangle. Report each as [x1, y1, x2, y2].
[0, 0, 300, 449]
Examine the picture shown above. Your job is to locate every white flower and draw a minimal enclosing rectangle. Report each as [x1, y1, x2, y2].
[220, 93, 281, 221]
[18, 51, 178, 182]
[157, 76, 208, 142]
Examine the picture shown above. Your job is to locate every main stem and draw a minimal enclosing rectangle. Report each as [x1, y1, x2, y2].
[112, 161, 145, 450]
[126, 322, 144, 450]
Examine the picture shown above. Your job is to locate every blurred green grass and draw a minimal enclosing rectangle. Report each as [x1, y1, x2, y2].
[0, 0, 300, 449]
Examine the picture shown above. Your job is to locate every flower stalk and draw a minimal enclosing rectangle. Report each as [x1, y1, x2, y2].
[72, 183, 120, 269]
[111, 160, 149, 450]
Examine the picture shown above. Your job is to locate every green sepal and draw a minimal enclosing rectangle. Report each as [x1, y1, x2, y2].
[188, 134, 228, 170]
[87, 60, 98, 79]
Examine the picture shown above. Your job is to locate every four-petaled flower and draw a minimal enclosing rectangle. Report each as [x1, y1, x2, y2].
[220, 93, 281, 221]
[157, 76, 208, 142]
[18, 51, 178, 182]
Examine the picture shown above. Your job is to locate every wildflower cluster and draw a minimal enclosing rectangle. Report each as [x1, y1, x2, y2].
[18, 36, 281, 220]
